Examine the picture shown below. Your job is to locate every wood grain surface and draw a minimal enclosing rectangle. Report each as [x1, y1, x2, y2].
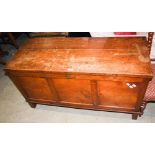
[5, 37, 153, 120]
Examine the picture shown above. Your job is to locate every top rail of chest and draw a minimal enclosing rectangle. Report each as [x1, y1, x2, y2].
[20, 37, 148, 50]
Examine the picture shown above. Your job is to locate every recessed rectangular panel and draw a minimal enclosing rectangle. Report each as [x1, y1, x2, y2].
[18, 77, 56, 101]
[98, 81, 140, 109]
[53, 79, 92, 105]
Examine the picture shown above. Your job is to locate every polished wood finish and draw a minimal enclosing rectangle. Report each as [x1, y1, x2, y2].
[5, 37, 153, 119]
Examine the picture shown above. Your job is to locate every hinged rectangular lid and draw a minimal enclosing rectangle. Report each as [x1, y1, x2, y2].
[5, 37, 153, 77]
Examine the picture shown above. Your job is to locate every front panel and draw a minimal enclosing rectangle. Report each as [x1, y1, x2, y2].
[97, 80, 140, 109]
[9, 72, 146, 115]
[17, 77, 56, 101]
[53, 78, 92, 106]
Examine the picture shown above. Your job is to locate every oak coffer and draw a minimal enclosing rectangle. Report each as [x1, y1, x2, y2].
[5, 37, 153, 119]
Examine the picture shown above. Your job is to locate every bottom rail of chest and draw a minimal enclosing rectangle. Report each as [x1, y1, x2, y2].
[25, 98, 147, 120]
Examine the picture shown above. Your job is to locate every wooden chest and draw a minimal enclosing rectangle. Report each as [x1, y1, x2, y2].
[5, 37, 153, 119]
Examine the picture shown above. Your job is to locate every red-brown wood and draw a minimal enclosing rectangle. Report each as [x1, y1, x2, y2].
[5, 37, 153, 119]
